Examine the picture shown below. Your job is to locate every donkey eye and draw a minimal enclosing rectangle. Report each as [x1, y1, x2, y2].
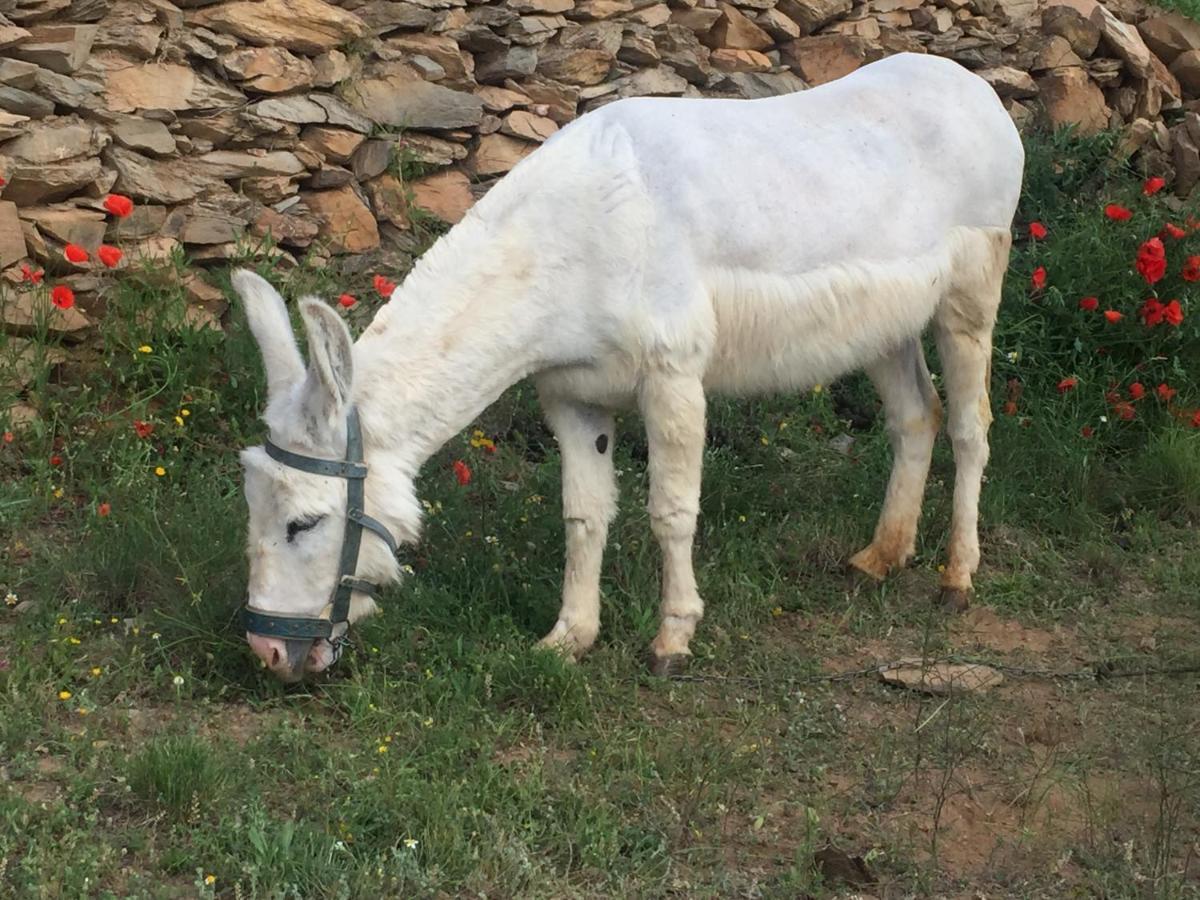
[286, 514, 325, 543]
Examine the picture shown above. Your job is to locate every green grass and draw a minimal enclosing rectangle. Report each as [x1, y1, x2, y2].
[1, 129, 1200, 898]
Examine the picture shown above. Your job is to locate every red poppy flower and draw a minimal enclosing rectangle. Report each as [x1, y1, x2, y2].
[133, 419, 154, 439]
[65, 243, 90, 264]
[1105, 204, 1133, 221]
[1183, 256, 1200, 282]
[1161, 223, 1186, 240]
[1135, 238, 1166, 285]
[452, 459, 472, 486]
[373, 274, 397, 298]
[1103, 309, 1123, 323]
[1143, 176, 1166, 196]
[97, 245, 123, 268]
[2, 431, 13, 444]
[97, 502, 111, 517]
[1192, 410, 1200, 429]
[1003, 400, 1018, 416]
[338, 293, 356, 308]
[50, 285, 75, 309]
[1157, 383, 1176, 402]
[1081, 426, 1094, 438]
[1031, 266, 1046, 290]
[1029, 221, 1047, 239]
[103, 194, 134, 218]
[0, 175, 6, 187]
[50, 454, 63, 466]
[1057, 377, 1077, 394]
[1105, 390, 1121, 405]
[20, 264, 43, 284]
[1163, 299, 1183, 327]
[1078, 296, 1098, 311]
[1128, 382, 1145, 400]
[1141, 298, 1165, 326]
[1113, 401, 1136, 421]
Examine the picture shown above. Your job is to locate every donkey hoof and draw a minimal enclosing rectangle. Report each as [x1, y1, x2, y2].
[647, 651, 691, 678]
[938, 587, 972, 613]
[847, 548, 890, 583]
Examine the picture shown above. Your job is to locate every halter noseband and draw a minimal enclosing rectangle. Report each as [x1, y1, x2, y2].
[241, 407, 399, 657]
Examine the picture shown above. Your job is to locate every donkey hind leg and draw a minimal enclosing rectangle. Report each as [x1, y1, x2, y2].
[932, 228, 1009, 612]
[640, 373, 706, 676]
[848, 339, 942, 581]
[537, 397, 617, 659]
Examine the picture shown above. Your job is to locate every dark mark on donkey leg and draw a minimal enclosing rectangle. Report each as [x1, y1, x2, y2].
[595, 434, 608, 454]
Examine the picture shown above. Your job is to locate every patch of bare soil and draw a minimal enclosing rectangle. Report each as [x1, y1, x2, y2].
[950, 607, 1061, 655]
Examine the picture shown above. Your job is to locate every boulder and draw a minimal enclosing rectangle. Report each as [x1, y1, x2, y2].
[1089, 3, 1152, 78]
[776, 0, 851, 34]
[110, 117, 176, 156]
[410, 169, 475, 223]
[17, 205, 106, 250]
[466, 133, 535, 175]
[1172, 49, 1200, 98]
[0, 157, 102, 205]
[703, 3, 773, 50]
[300, 127, 367, 164]
[977, 65, 1038, 98]
[105, 146, 224, 204]
[221, 46, 318, 94]
[2, 118, 106, 164]
[1037, 66, 1110, 135]
[1137, 13, 1200, 67]
[781, 34, 868, 85]
[501, 109, 559, 140]
[536, 47, 614, 85]
[105, 62, 245, 112]
[710, 48, 773, 71]
[302, 185, 380, 253]
[1041, 4, 1100, 58]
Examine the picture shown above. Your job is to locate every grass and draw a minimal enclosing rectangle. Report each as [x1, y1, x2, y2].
[2, 128, 1200, 898]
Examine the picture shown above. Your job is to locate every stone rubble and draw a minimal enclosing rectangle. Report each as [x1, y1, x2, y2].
[0, 0, 1198, 338]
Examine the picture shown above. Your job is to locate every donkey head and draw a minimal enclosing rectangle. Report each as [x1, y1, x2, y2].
[232, 270, 402, 682]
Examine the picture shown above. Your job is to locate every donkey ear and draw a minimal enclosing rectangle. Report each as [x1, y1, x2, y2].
[298, 297, 354, 427]
[230, 269, 304, 399]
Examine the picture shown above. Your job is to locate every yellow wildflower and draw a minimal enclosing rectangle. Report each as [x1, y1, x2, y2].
[813, 384, 823, 394]
[77, 708, 89, 716]
[58, 690, 72, 700]
[137, 345, 152, 354]
[771, 606, 783, 617]
[53, 487, 64, 499]
[174, 415, 184, 427]
[204, 875, 216, 886]
[377, 745, 388, 754]
[154, 466, 166, 477]
[181, 409, 190, 417]
[760, 436, 769, 446]
[91, 667, 102, 677]
[67, 636, 80, 645]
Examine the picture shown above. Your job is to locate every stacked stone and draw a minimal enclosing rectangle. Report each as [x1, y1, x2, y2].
[1, 0, 1199, 333]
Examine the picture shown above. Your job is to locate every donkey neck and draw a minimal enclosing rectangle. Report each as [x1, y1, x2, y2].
[350, 216, 552, 477]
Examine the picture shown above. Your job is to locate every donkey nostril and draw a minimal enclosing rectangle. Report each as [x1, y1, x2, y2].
[270, 646, 281, 667]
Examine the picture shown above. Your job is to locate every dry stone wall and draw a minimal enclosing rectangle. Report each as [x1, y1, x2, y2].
[1, 0, 1200, 327]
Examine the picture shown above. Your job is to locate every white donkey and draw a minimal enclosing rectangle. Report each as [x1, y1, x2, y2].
[234, 53, 1024, 682]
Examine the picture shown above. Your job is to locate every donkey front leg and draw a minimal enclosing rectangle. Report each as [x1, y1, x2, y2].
[640, 373, 706, 676]
[537, 397, 617, 659]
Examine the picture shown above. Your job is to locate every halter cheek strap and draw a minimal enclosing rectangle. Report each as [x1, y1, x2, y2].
[241, 407, 399, 652]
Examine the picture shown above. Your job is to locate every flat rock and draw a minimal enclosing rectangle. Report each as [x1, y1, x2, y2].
[0, 156, 102, 205]
[105, 62, 244, 112]
[0, 85, 54, 118]
[364, 173, 409, 229]
[720, 69, 806, 97]
[879, 658, 1004, 695]
[32, 68, 101, 110]
[977, 65, 1037, 98]
[1032, 34, 1083, 71]
[507, 74, 579, 123]
[396, 132, 469, 165]
[177, 201, 249, 245]
[0, 202, 26, 268]
[9, 24, 97, 74]
[475, 84, 530, 111]
[476, 46, 539, 83]
[466, 132, 535, 175]
[756, 8, 802, 41]
[410, 168, 474, 223]
[17, 205, 106, 249]
[1138, 13, 1200, 67]
[0, 58, 40, 88]
[313, 50, 357, 89]
[510, 0, 574, 11]
[105, 145, 223, 204]
[246, 94, 373, 132]
[188, 0, 368, 55]
[776, 0, 851, 34]
[656, 25, 712, 83]
[500, 108, 558, 140]
[1089, 4, 1152, 78]
[300, 126, 366, 163]
[222, 46, 317, 94]
[302, 185, 380, 253]
[354, 0, 438, 31]
[252, 207, 319, 248]
[351, 140, 391, 180]
[197, 149, 306, 178]
[710, 47, 773, 71]
[1037, 66, 1109, 135]
[2, 288, 92, 339]
[2, 118, 107, 164]
[615, 65, 688, 96]
[108, 116, 176, 156]
[536, 46, 613, 85]
[345, 68, 484, 128]
[781, 34, 867, 85]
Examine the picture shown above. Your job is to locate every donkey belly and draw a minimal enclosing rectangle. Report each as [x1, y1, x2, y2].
[700, 232, 963, 397]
